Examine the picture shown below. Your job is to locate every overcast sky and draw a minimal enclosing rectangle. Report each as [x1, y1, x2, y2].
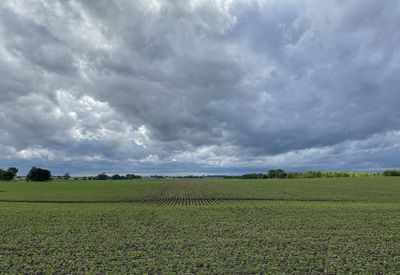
[0, 0, 400, 175]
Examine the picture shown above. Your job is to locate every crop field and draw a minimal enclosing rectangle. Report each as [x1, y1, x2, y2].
[0, 178, 399, 273]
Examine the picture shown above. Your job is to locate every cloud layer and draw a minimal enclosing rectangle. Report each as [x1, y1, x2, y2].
[1, 0, 400, 175]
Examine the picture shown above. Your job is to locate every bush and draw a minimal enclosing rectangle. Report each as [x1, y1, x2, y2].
[26, 167, 52, 182]
[383, 170, 400, 176]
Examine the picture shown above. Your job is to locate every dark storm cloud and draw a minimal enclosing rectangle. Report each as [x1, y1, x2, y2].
[0, 0, 400, 174]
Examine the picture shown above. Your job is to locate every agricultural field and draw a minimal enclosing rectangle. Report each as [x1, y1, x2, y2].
[0, 177, 399, 273]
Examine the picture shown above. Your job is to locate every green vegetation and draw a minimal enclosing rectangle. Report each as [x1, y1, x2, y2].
[0, 167, 18, 181]
[0, 177, 399, 203]
[0, 177, 399, 273]
[26, 167, 52, 182]
[383, 169, 400, 176]
[237, 173, 266, 179]
[268, 169, 287, 178]
[286, 170, 381, 178]
[225, 169, 381, 179]
[94, 173, 142, 180]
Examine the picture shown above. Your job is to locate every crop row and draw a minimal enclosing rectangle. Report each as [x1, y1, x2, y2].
[142, 181, 224, 206]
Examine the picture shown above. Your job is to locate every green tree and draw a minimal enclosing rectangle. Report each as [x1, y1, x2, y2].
[26, 167, 52, 182]
[111, 174, 123, 180]
[95, 173, 109, 180]
[241, 173, 264, 179]
[268, 169, 287, 179]
[126, 174, 142, 179]
[0, 167, 19, 181]
[383, 170, 400, 176]
[7, 167, 18, 175]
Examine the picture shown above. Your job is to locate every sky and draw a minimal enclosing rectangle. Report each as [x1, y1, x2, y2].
[0, 0, 400, 176]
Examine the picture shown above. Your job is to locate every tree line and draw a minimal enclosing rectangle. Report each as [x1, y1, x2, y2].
[0, 167, 52, 181]
[0, 167, 400, 182]
[91, 173, 142, 180]
[382, 170, 400, 176]
[56, 172, 142, 180]
[225, 169, 388, 179]
[0, 167, 143, 181]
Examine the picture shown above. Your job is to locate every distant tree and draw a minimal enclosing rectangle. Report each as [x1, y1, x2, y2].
[286, 172, 300, 179]
[111, 174, 122, 180]
[126, 174, 142, 179]
[63, 173, 71, 180]
[150, 175, 165, 178]
[223, 175, 242, 179]
[241, 173, 264, 179]
[383, 170, 400, 176]
[0, 167, 19, 181]
[26, 167, 52, 182]
[268, 169, 287, 179]
[300, 171, 323, 178]
[7, 167, 18, 175]
[94, 173, 108, 180]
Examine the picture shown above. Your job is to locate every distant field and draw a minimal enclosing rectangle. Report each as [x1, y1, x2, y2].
[0, 178, 399, 273]
[0, 177, 400, 203]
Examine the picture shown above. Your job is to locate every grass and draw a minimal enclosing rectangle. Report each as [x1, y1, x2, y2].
[0, 177, 399, 273]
